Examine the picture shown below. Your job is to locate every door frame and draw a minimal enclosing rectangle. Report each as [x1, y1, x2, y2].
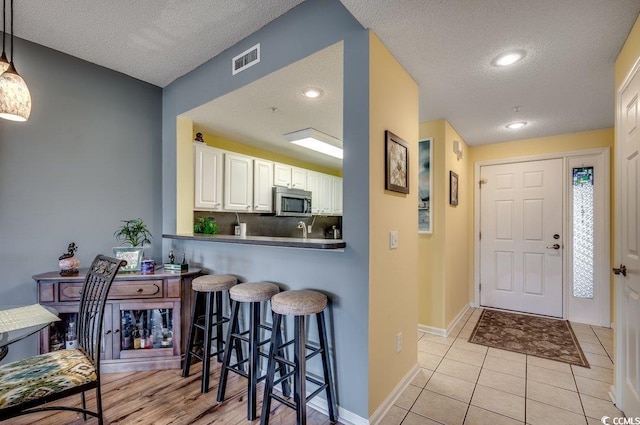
[474, 148, 610, 325]
[614, 52, 640, 410]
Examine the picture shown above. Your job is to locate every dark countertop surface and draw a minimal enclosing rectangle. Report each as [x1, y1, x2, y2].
[163, 233, 346, 250]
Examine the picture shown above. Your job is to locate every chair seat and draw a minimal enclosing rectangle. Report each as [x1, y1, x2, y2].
[192, 274, 237, 292]
[0, 349, 96, 410]
[271, 290, 327, 316]
[230, 281, 280, 303]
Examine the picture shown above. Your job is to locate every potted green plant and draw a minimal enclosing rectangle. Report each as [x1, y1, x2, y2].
[113, 219, 152, 272]
[194, 216, 218, 235]
[114, 218, 153, 246]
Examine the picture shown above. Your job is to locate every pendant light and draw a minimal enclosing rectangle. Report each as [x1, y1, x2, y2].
[0, 0, 9, 73]
[0, 0, 31, 122]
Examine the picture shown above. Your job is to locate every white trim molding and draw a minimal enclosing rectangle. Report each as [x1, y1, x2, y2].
[367, 363, 420, 425]
[418, 303, 472, 337]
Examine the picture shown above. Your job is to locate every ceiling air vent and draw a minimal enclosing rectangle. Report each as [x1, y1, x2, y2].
[232, 43, 260, 75]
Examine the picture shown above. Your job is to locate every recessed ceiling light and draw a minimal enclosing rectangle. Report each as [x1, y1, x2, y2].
[506, 121, 528, 129]
[491, 50, 526, 67]
[302, 88, 323, 99]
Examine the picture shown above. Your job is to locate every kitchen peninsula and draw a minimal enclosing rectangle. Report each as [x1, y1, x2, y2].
[164, 233, 345, 250]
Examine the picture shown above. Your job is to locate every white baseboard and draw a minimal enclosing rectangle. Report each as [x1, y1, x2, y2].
[367, 363, 420, 425]
[307, 396, 369, 425]
[418, 303, 473, 337]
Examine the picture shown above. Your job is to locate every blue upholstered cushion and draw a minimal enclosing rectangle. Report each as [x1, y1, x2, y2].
[0, 349, 96, 409]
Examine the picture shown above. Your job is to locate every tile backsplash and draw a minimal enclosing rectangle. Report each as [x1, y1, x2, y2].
[194, 211, 342, 239]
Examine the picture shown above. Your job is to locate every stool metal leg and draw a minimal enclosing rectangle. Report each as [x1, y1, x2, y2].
[247, 302, 260, 420]
[217, 299, 240, 402]
[274, 320, 291, 398]
[317, 311, 338, 422]
[201, 291, 215, 393]
[260, 313, 282, 425]
[215, 291, 224, 362]
[182, 291, 201, 378]
[294, 315, 307, 425]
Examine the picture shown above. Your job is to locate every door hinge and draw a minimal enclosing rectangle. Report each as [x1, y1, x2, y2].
[479, 283, 482, 292]
[479, 231, 481, 240]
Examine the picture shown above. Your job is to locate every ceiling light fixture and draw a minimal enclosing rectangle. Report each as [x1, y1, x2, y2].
[0, 0, 31, 122]
[0, 0, 9, 73]
[284, 128, 343, 159]
[491, 50, 526, 67]
[506, 121, 527, 130]
[302, 87, 323, 99]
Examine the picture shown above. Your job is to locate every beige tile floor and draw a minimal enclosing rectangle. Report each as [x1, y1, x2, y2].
[380, 308, 623, 425]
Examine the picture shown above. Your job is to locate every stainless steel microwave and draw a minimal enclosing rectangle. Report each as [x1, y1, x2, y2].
[273, 187, 312, 217]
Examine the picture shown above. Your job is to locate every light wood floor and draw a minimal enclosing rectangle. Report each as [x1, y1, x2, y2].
[10, 361, 333, 424]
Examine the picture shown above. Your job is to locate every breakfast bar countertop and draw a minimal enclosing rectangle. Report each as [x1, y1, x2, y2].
[163, 233, 346, 250]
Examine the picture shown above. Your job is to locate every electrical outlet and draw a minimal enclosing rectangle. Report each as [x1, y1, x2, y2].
[390, 231, 399, 249]
[307, 225, 312, 233]
[396, 332, 403, 353]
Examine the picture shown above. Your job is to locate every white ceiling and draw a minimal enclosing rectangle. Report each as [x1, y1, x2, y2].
[9, 0, 640, 152]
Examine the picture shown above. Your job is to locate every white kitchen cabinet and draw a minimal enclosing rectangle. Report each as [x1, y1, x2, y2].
[274, 163, 292, 188]
[318, 173, 333, 214]
[291, 167, 307, 190]
[224, 153, 253, 211]
[253, 159, 273, 212]
[306, 170, 321, 214]
[332, 176, 343, 215]
[194, 143, 223, 210]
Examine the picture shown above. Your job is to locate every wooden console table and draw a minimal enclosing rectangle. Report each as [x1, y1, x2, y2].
[33, 267, 201, 373]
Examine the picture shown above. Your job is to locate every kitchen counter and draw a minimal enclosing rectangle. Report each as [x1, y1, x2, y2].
[163, 233, 346, 250]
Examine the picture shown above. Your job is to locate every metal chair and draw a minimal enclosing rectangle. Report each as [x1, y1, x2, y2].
[0, 255, 125, 425]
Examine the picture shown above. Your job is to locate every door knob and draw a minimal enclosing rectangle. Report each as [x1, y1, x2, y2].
[613, 264, 627, 277]
[546, 243, 560, 249]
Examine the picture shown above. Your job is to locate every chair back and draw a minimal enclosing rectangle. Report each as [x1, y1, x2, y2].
[77, 255, 126, 368]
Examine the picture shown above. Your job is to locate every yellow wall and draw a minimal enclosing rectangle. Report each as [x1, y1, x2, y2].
[615, 14, 640, 90]
[444, 122, 471, 325]
[198, 131, 343, 177]
[368, 31, 419, 415]
[177, 116, 195, 233]
[470, 128, 614, 316]
[418, 120, 446, 328]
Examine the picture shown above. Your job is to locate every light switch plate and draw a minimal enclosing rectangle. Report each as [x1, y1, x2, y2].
[390, 231, 399, 249]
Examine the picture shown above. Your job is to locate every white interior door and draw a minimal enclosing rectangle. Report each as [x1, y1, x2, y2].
[480, 159, 563, 317]
[616, 64, 640, 419]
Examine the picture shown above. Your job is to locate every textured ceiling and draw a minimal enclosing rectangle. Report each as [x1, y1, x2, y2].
[8, 0, 640, 150]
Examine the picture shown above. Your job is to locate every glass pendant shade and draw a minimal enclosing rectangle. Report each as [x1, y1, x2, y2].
[0, 62, 31, 121]
[0, 52, 8, 74]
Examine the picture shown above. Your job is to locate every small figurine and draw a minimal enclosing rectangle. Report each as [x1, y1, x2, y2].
[181, 253, 186, 265]
[59, 242, 80, 276]
[194, 132, 205, 143]
[168, 250, 175, 264]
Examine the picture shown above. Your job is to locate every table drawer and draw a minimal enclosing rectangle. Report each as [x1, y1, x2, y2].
[59, 280, 163, 301]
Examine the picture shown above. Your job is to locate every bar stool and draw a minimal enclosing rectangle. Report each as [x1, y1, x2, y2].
[261, 290, 338, 425]
[182, 274, 239, 393]
[217, 282, 291, 420]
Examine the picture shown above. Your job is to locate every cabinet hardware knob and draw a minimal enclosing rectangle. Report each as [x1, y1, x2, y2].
[105, 330, 112, 335]
[136, 288, 143, 293]
[114, 329, 120, 334]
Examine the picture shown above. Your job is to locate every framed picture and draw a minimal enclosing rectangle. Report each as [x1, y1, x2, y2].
[112, 247, 144, 272]
[418, 138, 432, 233]
[385, 130, 409, 194]
[450, 171, 459, 206]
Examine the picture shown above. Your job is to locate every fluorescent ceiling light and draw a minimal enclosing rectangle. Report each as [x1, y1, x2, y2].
[284, 128, 343, 159]
[506, 121, 527, 129]
[492, 50, 526, 67]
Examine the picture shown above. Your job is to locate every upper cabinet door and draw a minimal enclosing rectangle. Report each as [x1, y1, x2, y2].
[306, 171, 321, 214]
[224, 153, 253, 211]
[332, 176, 343, 215]
[318, 173, 333, 214]
[274, 163, 292, 188]
[194, 144, 223, 210]
[253, 159, 274, 212]
[291, 167, 308, 190]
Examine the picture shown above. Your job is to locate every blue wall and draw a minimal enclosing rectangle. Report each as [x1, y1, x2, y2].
[162, 0, 371, 417]
[0, 36, 162, 361]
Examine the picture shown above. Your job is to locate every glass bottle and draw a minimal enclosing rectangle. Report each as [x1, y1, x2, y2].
[65, 321, 77, 349]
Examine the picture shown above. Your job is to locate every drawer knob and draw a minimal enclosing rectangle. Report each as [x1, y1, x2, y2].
[105, 330, 112, 335]
[136, 288, 143, 293]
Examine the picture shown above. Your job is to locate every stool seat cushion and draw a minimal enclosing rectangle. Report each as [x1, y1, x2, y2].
[192, 274, 237, 292]
[271, 290, 327, 316]
[230, 282, 280, 303]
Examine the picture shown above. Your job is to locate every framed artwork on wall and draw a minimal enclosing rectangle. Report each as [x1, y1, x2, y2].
[450, 171, 459, 206]
[385, 130, 410, 194]
[418, 138, 432, 233]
